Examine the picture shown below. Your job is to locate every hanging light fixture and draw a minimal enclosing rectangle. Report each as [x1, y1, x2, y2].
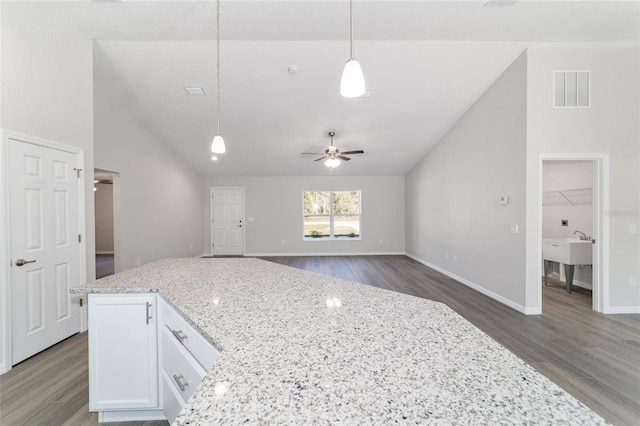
[325, 157, 341, 168]
[340, 0, 365, 98]
[211, 0, 226, 154]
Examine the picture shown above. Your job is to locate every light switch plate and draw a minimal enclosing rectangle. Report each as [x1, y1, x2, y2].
[499, 196, 509, 205]
[631, 223, 637, 234]
[510, 224, 519, 234]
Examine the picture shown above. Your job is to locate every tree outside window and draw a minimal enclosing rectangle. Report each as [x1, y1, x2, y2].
[303, 191, 360, 239]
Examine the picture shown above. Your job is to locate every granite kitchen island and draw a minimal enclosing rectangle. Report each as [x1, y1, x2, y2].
[73, 258, 605, 425]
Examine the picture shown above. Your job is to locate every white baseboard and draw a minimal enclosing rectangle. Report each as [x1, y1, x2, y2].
[95, 251, 114, 255]
[406, 253, 529, 315]
[603, 306, 640, 314]
[245, 251, 406, 257]
[0, 362, 9, 376]
[195, 253, 211, 258]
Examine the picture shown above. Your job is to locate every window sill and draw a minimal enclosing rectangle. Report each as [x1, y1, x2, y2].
[303, 237, 362, 242]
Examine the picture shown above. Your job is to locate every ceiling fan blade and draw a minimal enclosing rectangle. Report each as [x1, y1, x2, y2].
[301, 152, 325, 155]
[340, 150, 364, 155]
[314, 156, 326, 162]
[337, 155, 351, 161]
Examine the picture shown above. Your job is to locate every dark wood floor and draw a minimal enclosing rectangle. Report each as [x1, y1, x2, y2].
[261, 255, 640, 426]
[1, 255, 638, 425]
[0, 332, 168, 426]
[95, 254, 115, 279]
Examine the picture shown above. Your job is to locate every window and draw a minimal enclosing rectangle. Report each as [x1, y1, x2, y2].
[303, 191, 361, 239]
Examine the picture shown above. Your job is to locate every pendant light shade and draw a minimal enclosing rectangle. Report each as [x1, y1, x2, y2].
[340, 59, 365, 98]
[211, 134, 225, 154]
[340, 0, 365, 98]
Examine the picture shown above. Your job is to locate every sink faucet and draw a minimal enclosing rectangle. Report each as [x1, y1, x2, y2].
[574, 230, 587, 240]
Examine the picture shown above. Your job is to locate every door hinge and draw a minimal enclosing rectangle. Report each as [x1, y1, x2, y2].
[73, 168, 83, 178]
[80, 297, 83, 307]
[78, 234, 82, 243]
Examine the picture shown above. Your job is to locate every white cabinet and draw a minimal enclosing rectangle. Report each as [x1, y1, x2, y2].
[160, 299, 220, 423]
[88, 294, 164, 422]
[87, 294, 220, 423]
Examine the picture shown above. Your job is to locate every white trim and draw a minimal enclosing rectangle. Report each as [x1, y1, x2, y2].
[406, 253, 531, 315]
[245, 251, 406, 257]
[0, 130, 9, 374]
[0, 131, 87, 374]
[98, 410, 165, 422]
[537, 154, 609, 314]
[210, 187, 245, 256]
[603, 306, 640, 314]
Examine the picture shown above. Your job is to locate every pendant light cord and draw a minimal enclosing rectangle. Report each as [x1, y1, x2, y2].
[216, 0, 221, 135]
[349, 0, 354, 60]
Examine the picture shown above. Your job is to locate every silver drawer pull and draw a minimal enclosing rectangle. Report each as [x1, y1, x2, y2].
[173, 374, 189, 392]
[170, 328, 188, 343]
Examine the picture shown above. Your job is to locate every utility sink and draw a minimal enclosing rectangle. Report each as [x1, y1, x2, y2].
[542, 238, 592, 265]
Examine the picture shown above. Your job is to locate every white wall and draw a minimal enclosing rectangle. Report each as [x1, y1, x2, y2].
[1, 2, 97, 373]
[94, 89, 204, 270]
[1, 2, 97, 279]
[405, 52, 528, 312]
[525, 46, 640, 313]
[203, 176, 405, 256]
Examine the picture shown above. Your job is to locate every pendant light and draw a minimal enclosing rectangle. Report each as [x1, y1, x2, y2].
[211, 0, 226, 154]
[340, 0, 365, 98]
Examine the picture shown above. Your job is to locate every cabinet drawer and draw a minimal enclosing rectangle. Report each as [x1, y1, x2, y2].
[161, 326, 206, 402]
[162, 371, 184, 425]
[161, 301, 220, 370]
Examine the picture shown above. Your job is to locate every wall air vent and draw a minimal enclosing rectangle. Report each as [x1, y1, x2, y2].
[554, 71, 590, 108]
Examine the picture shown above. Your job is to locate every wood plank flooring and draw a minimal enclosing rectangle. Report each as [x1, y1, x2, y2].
[0, 332, 168, 426]
[261, 255, 640, 426]
[1, 255, 638, 425]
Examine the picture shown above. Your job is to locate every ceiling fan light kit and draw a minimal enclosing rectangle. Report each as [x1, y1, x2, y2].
[340, 0, 366, 98]
[210, 0, 226, 157]
[303, 131, 365, 170]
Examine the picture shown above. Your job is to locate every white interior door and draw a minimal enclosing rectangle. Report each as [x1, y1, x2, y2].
[9, 138, 82, 364]
[212, 188, 244, 256]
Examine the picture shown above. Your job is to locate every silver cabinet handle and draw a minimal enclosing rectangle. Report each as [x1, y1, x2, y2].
[15, 258, 36, 267]
[146, 302, 152, 325]
[171, 328, 187, 343]
[173, 374, 189, 392]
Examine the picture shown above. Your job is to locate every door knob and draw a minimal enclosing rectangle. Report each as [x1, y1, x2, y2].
[15, 258, 36, 267]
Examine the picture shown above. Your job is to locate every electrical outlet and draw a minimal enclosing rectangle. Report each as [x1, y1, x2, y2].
[281, 240, 285, 246]
[379, 239, 383, 245]
[630, 277, 637, 287]
[453, 254, 457, 262]
[189, 243, 193, 250]
[631, 224, 637, 234]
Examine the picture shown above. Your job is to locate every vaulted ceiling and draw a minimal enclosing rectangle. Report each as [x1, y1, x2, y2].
[86, 1, 640, 176]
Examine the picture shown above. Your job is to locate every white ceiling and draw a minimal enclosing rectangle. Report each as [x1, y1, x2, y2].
[85, 1, 640, 176]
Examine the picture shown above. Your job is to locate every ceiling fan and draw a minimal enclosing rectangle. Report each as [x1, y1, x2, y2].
[301, 131, 364, 168]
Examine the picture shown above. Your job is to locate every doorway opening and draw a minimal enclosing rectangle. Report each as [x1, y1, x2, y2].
[94, 169, 121, 278]
[538, 155, 608, 312]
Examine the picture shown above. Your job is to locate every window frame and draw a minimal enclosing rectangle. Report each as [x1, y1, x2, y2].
[302, 190, 361, 241]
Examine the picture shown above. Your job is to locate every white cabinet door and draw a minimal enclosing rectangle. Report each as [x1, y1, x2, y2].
[88, 294, 159, 411]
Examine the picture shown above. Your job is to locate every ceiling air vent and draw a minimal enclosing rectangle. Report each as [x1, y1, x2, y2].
[554, 71, 590, 108]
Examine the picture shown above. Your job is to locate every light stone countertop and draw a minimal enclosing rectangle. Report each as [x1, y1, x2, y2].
[73, 257, 607, 425]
